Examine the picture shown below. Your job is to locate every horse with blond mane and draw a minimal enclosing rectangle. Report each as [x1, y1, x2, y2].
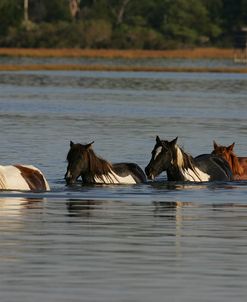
[212, 141, 247, 180]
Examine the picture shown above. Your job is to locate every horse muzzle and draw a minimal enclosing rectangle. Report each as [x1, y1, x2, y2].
[145, 166, 155, 180]
[65, 177, 75, 185]
[64, 171, 75, 185]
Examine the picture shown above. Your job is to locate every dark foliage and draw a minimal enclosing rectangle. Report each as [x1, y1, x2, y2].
[0, 0, 246, 49]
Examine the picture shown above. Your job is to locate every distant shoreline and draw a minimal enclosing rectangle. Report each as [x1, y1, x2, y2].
[1, 47, 246, 73]
[0, 47, 234, 59]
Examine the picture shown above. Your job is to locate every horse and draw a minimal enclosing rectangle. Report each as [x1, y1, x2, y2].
[212, 141, 247, 180]
[65, 141, 147, 185]
[0, 164, 50, 191]
[145, 136, 232, 182]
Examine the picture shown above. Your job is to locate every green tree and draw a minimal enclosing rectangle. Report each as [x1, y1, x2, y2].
[28, 0, 71, 23]
[222, 0, 243, 32]
[162, 0, 217, 44]
[0, 0, 246, 49]
[79, 0, 114, 21]
[41, 0, 71, 22]
[0, 0, 23, 35]
[200, 0, 223, 42]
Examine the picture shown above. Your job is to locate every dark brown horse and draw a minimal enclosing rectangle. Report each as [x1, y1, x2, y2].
[212, 141, 247, 180]
[65, 141, 146, 185]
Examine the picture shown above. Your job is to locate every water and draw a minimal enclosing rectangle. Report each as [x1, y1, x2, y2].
[1, 56, 246, 69]
[1, 66, 247, 301]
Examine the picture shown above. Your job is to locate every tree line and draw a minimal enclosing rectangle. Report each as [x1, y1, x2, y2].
[0, 0, 246, 49]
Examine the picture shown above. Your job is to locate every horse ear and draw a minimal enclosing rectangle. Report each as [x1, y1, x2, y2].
[213, 140, 218, 150]
[70, 141, 74, 147]
[170, 137, 178, 146]
[85, 141, 94, 149]
[227, 142, 235, 152]
[156, 136, 161, 144]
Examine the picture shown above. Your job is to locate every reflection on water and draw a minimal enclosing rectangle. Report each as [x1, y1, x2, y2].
[0, 197, 44, 217]
[1, 194, 247, 301]
[1, 69, 247, 301]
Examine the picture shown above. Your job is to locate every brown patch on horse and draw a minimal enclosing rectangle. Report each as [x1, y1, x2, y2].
[14, 165, 47, 191]
[212, 141, 245, 179]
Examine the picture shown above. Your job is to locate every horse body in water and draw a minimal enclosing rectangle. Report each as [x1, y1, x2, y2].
[0, 164, 50, 191]
[65, 141, 146, 185]
[145, 136, 232, 182]
[212, 141, 247, 180]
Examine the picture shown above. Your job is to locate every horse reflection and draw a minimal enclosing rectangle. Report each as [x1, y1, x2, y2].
[66, 199, 116, 217]
[0, 197, 45, 218]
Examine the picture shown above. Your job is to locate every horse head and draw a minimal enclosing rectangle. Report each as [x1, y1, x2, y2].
[212, 140, 244, 176]
[145, 136, 178, 180]
[212, 140, 235, 163]
[65, 140, 94, 184]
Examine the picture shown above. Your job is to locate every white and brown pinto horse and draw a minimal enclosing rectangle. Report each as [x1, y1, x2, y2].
[0, 164, 50, 191]
[65, 141, 146, 185]
[145, 136, 233, 182]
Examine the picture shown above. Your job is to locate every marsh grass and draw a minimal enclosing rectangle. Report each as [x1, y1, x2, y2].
[1, 64, 247, 73]
[0, 47, 234, 59]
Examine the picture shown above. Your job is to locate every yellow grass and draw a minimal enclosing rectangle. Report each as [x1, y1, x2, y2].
[1, 64, 247, 73]
[0, 47, 234, 59]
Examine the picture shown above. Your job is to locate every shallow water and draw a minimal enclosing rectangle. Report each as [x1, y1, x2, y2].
[0, 56, 245, 69]
[1, 67, 247, 301]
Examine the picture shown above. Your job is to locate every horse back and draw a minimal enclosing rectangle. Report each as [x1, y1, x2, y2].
[112, 163, 147, 183]
[14, 165, 50, 191]
[194, 154, 232, 181]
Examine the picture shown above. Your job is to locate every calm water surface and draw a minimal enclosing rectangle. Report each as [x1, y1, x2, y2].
[0, 56, 245, 68]
[1, 66, 247, 301]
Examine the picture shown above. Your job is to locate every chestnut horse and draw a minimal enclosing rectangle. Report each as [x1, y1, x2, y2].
[212, 141, 247, 180]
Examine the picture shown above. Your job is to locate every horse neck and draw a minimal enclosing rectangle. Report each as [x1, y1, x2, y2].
[170, 145, 199, 179]
[229, 152, 244, 175]
[86, 149, 113, 178]
[173, 145, 195, 169]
